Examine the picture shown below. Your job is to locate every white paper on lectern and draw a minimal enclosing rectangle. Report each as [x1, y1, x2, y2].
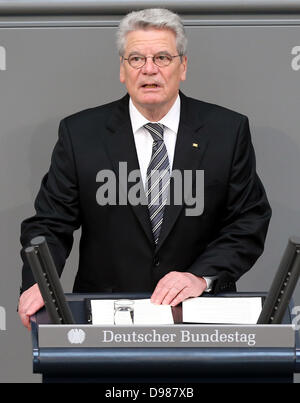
[182, 297, 263, 324]
[90, 298, 174, 325]
[133, 299, 174, 325]
[90, 300, 115, 325]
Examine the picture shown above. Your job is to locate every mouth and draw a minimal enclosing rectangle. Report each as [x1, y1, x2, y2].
[141, 83, 160, 89]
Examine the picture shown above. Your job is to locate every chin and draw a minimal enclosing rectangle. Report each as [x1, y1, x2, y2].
[139, 95, 164, 106]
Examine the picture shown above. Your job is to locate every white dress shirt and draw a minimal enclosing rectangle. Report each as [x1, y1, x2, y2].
[129, 95, 214, 292]
[129, 96, 180, 188]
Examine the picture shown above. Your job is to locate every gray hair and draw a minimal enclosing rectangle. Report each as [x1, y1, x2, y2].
[116, 8, 187, 57]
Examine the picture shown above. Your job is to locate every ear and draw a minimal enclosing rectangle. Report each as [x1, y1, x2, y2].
[180, 55, 188, 82]
[120, 57, 125, 84]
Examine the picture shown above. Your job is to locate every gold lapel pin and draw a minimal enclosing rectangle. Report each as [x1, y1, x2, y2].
[192, 143, 199, 148]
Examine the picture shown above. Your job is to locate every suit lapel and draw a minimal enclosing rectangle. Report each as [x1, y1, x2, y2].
[105, 94, 154, 246]
[104, 92, 210, 251]
[156, 92, 209, 251]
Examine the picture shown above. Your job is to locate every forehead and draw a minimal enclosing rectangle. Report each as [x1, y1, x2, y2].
[124, 28, 177, 54]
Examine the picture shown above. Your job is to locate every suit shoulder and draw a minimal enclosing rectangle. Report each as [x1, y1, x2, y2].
[61, 98, 122, 130]
[184, 95, 248, 124]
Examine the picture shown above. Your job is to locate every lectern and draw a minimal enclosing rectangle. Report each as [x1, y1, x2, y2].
[30, 292, 300, 383]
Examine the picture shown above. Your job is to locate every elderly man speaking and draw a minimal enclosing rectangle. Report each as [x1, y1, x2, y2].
[18, 8, 271, 330]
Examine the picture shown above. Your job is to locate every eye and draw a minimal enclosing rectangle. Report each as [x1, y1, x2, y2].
[157, 55, 168, 61]
[129, 55, 143, 62]
[154, 54, 172, 65]
[155, 55, 171, 62]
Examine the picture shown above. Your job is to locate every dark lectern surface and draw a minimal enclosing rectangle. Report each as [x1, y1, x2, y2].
[31, 292, 300, 383]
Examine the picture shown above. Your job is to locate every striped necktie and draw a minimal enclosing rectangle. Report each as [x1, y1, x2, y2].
[144, 123, 170, 246]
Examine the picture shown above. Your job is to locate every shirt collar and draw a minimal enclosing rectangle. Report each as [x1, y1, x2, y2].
[129, 94, 181, 134]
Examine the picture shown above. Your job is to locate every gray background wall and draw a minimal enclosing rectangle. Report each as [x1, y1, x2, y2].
[0, 1, 300, 382]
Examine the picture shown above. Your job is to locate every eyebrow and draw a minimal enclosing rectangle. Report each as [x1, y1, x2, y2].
[127, 51, 172, 57]
[127, 52, 144, 57]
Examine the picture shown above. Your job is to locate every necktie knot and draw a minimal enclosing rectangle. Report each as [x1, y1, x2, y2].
[144, 123, 164, 142]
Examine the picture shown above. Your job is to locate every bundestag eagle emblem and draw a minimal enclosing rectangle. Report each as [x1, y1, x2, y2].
[67, 328, 86, 344]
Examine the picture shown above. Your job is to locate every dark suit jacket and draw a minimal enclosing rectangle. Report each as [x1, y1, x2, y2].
[20, 92, 271, 294]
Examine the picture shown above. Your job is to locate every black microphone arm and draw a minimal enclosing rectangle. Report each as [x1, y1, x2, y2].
[24, 236, 75, 324]
[257, 236, 300, 324]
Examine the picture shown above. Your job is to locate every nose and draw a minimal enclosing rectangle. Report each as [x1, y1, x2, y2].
[141, 57, 159, 74]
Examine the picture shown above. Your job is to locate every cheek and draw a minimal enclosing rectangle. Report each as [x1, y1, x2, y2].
[164, 68, 182, 85]
[120, 65, 138, 85]
[165, 74, 181, 90]
[125, 72, 139, 87]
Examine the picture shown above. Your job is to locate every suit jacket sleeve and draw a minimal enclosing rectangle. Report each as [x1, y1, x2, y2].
[188, 115, 271, 293]
[20, 119, 81, 293]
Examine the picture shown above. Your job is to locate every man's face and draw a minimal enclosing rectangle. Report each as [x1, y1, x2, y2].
[120, 28, 187, 117]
